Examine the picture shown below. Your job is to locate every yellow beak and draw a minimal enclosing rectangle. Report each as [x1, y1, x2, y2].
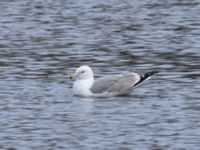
[69, 73, 78, 80]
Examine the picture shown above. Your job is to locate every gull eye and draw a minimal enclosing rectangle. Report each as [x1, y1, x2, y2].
[81, 71, 85, 73]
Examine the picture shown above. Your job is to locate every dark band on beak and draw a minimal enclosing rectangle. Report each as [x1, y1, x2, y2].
[69, 75, 73, 80]
[69, 73, 78, 80]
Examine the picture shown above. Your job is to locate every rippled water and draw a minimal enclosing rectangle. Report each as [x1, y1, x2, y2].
[0, 0, 200, 149]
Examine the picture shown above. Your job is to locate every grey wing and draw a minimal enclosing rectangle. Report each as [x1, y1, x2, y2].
[90, 72, 140, 94]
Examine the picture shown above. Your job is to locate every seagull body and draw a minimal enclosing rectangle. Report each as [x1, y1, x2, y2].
[73, 77, 94, 97]
[70, 65, 158, 97]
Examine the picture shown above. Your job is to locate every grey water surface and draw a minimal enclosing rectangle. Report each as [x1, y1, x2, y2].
[0, 0, 200, 150]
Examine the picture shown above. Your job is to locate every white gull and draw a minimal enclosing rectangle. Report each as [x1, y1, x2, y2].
[70, 65, 159, 97]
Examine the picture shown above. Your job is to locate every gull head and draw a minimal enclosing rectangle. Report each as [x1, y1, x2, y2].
[70, 65, 94, 81]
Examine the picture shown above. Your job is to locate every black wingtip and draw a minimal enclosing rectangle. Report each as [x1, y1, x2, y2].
[141, 69, 159, 79]
[149, 69, 160, 76]
[134, 70, 159, 87]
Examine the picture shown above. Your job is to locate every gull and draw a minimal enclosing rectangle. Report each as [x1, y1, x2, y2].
[70, 65, 159, 97]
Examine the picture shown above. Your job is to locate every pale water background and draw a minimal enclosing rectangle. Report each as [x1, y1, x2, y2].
[0, 0, 200, 150]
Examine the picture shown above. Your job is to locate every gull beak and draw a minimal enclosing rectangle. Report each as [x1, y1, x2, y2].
[69, 73, 78, 80]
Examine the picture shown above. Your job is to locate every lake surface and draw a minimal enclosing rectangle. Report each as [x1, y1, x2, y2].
[0, 0, 200, 149]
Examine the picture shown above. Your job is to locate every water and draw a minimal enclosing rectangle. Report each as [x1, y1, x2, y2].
[0, 0, 200, 149]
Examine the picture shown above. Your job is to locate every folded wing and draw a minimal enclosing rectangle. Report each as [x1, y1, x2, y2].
[90, 72, 140, 95]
